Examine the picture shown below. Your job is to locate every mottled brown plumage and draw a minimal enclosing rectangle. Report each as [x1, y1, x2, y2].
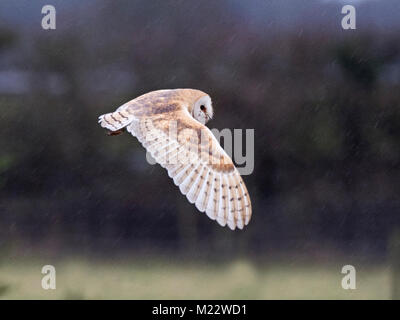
[98, 89, 252, 230]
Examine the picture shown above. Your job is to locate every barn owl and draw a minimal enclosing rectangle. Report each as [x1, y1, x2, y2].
[98, 89, 251, 230]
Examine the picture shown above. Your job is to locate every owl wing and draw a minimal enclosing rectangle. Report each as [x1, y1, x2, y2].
[99, 92, 251, 230]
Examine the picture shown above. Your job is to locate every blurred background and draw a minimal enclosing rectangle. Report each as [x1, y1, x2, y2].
[0, 0, 400, 299]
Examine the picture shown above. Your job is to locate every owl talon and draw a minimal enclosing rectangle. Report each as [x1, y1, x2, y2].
[107, 129, 124, 136]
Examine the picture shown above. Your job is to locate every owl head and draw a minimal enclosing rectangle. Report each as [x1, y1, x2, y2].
[192, 94, 213, 125]
[179, 89, 213, 125]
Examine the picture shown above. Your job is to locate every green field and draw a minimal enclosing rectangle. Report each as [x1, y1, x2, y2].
[0, 257, 392, 299]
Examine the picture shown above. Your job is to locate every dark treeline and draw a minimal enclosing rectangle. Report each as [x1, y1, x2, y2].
[0, 0, 399, 259]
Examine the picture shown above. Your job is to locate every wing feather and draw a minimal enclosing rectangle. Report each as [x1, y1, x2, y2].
[186, 165, 207, 204]
[227, 174, 238, 228]
[232, 172, 246, 227]
[195, 169, 211, 212]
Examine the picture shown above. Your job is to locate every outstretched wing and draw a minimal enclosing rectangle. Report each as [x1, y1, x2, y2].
[99, 90, 252, 230]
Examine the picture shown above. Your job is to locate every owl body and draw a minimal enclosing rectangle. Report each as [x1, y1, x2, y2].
[98, 89, 251, 230]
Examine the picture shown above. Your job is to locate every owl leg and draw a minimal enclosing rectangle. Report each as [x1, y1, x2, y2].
[107, 129, 124, 136]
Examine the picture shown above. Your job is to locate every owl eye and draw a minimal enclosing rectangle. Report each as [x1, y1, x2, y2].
[200, 105, 206, 111]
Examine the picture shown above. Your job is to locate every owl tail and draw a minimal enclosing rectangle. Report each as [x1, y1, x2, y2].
[98, 109, 133, 133]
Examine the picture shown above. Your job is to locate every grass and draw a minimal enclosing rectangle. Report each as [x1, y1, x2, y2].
[0, 257, 392, 299]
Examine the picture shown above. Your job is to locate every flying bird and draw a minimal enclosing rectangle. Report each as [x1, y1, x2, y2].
[98, 89, 251, 230]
